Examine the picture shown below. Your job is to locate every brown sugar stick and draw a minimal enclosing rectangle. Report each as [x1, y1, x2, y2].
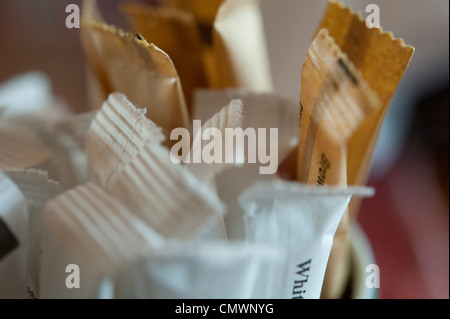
[318, 0, 415, 218]
[297, 29, 381, 299]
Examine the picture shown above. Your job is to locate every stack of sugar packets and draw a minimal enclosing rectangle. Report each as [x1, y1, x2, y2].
[0, 0, 413, 299]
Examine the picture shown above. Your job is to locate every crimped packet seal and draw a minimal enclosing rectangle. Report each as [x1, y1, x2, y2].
[314, 0, 414, 299]
[86, 93, 165, 191]
[318, 0, 415, 216]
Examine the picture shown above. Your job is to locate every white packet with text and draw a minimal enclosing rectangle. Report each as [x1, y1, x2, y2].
[239, 181, 374, 299]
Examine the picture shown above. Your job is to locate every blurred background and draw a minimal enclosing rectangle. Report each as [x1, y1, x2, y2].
[0, 0, 448, 299]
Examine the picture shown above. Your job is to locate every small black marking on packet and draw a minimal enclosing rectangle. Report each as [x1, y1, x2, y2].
[299, 101, 304, 122]
[338, 58, 359, 85]
[135, 33, 143, 41]
[0, 218, 18, 261]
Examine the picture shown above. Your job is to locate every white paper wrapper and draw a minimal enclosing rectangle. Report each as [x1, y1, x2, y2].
[239, 181, 374, 299]
[109, 141, 225, 239]
[0, 172, 28, 298]
[86, 93, 165, 191]
[39, 182, 164, 299]
[2, 170, 64, 299]
[113, 241, 284, 299]
[193, 89, 299, 240]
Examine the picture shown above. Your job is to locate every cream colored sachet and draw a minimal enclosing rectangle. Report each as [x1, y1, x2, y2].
[80, 0, 109, 110]
[81, 12, 190, 142]
[0, 124, 50, 170]
[166, 0, 223, 27]
[39, 182, 164, 299]
[296, 29, 381, 299]
[193, 89, 299, 240]
[318, 0, 415, 217]
[184, 99, 244, 184]
[213, 0, 273, 91]
[86, 93, 165, 191]
[122, 3, 207, 112]
[109, 141, 225, 239]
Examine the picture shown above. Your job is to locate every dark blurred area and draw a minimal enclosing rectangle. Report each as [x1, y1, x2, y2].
[0, 0, 448, 299]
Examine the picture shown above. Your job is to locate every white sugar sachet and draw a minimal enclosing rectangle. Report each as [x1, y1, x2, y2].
[0, 124, 50, 170]
[2, 169, 64, 299]
[239, 181, 374, 299]
[180, 99, 244, 240]
[0, 172, 28, 298]
[109, 141, 225, 239]
[193, 89, 299, 240]
[49, 111, 97, 188]
[40, 182, 164, 299]
[0, 72, 53, 118]
[183, 99, 244, 184]
[86, 93, 165, 191]
[113, 241, 284, 299]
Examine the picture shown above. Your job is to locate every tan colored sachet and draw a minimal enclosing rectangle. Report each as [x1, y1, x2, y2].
[82, 21, 190, 144]
[81, 0, 190, 141]
[318, 0, 415, 217]
[122, 3, 208, 112]
[212, 0, 273, 91]
[166, 0, 223, 27]
[80, 0, 110, 110]
[297, 29, 381, 299]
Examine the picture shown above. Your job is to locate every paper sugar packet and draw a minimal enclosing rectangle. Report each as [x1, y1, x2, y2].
[307, 0, 414, 299]
[240, 181, 374, 299]
[122, 2, 207, 111]
[113, 241, 283, 299]
[39, 182, 164, 299]
[2, 170, 64, 299]
[193, 89, 299, 240]
[0, 172, 28, 298]
[108, 140, 225, 240]
[81, 1, 190, 141]
[212, 0, 273, 91]
[86, 93, 165, 191]
[318, 0, 415, 217]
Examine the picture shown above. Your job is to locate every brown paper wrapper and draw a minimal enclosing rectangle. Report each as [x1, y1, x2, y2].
[297, 28, 381, 299]
[81, 13, 190, 144]
[122, 3, 208, 112]
[318, 0, 415, 217]
[315, 0, 414, 299]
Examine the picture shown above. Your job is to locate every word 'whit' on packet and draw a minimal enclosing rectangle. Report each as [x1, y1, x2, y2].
[240, 181, 374, 299]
